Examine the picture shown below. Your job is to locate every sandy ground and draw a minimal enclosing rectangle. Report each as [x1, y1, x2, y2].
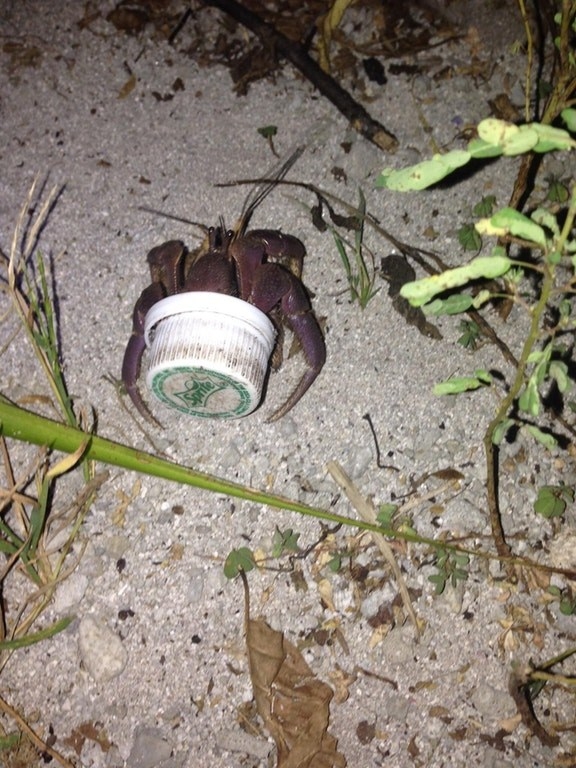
[1, 1, 575, 766]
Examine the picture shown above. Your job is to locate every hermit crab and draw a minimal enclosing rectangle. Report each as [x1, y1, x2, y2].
[121, 150, 326, 423]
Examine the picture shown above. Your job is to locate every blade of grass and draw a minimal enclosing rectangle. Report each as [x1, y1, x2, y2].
[0, 616, 72, 652]
[331, 228, 356, 300]
[0, 397, 364, 527]
[3, 398, 576, 581]
[20, 442, 89, 575]
[0, 398, 457, 545]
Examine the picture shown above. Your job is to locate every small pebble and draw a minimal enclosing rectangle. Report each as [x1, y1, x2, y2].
[215, 729, 272, 760]
[78, 615, 128, 683]
[53, 572, 89, 612]
[127, 726, 173, 768]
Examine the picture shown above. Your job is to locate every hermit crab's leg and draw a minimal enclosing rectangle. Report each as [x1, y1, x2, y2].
[121, 282, 166, 424]
[244, 229, 305, 278]
[146, 240, 187, 294]
[121, 240, 187, 424]
[249, 263, 326, 421]
[184, 228, 237, 294]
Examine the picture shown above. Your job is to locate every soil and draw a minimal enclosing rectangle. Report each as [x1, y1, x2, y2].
[0, 1, 575, 767]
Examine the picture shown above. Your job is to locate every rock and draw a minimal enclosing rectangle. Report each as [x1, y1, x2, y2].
[78, 615, 128, 683]
[214, 729, 272, 760]
[53, 572, 89, 613]
[127, 726, 173, 768]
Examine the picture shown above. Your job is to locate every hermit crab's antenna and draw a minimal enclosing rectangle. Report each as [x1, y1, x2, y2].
[234, 145, 306, 237]
[138, 145, 306, 236]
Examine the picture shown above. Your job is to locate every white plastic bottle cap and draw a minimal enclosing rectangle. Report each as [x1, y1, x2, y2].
[144, 292, 276, 419]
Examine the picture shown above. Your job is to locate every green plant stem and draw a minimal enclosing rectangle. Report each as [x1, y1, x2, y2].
[0, 397, 397, 535]
[486, 186, 576, 558]
[3, 398, 576, 580]
[0, 617, 72, 651]
[485, 265, 556, 558]
[0, 398, 518, 553]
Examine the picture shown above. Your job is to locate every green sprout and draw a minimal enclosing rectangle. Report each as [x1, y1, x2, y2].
[271, 527, 301, 558]
[428, 548, 470, 595]
[331, 188, 379, 309]
[534, 485, 574, 518]
[224, 547, 256, 579]
[457, 320, 482, 350]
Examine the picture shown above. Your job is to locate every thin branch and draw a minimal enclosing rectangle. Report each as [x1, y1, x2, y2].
[326, 460, 421, 637]
[200, 0, 398, 152]
[0, 693, 77, 768]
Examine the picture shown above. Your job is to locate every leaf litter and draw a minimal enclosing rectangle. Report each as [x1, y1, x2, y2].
[241, 570, 346, 768]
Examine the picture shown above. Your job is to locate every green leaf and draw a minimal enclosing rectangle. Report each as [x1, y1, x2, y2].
[477, 119, 539, 155]
[561, 107, 576, 132]
[518, 380, 540, 417]
[271, 527, 300, 557]
[377, 503, 398, 527]
[560, 599, 576, 616]
[534, 485, 573, 517]
[549, 361, 571, 393]
[399, 255, 512, 307]
[257, 125, 278, 139]
[458, 223, 482, 251]
[454, 552, 470, 567]
[377, 150, 471, 191]
[471, 289, 492, 309]
[559, 299, 573, 319]
[476, 208, 547, 247]
[433, 370, 492, 395]
[531, 207, 560, 236]
[523, 425, 557, 449]
[467, 138, 504, 159]
[428, 573, 447, 595]
[531, 122, 576, 152]
[0, 616, 73, 651]
[492, 418, 515, 445]
[426, 294, 474, 315]
[328, 554, 342, 572]
[473, 195, 497, 217]
[457, 320, 481, 349]
[223, 547, 255, 579]
[547, 179, 569, 203]
[0, 732, 21, 751]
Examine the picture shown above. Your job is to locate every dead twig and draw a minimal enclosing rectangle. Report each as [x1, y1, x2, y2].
[200, 0, 398, 152]
[326, 460, 421, 637]
[0, 693, 77, 768]
[508, 665, 559, 747]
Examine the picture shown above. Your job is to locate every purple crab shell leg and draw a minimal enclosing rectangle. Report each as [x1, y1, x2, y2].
[121, 281, 165, 425]
[249, 262, 326, 421]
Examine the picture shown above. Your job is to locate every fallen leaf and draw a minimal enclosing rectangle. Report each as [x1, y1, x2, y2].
[246, 610, 346, 767]
[63, 721, 111, 756]
[118, 74, 137, 99]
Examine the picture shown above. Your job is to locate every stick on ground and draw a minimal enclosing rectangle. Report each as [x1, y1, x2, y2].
[200, 0, 398, 152]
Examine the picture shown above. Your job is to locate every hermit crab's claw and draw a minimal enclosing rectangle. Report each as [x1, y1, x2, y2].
[121, 283, 165, 426]
[122, 240, 187, 424]
[121, 241, 187, 424]
[249, 262, 326, 421]
[146, 240, 187, 295]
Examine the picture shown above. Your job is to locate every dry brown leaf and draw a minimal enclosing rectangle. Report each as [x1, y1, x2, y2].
[246, 615, 346, 767]
[117, 74, 137, 99]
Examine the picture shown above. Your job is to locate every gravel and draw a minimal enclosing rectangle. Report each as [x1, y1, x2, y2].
[1, 1, 574, 766]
